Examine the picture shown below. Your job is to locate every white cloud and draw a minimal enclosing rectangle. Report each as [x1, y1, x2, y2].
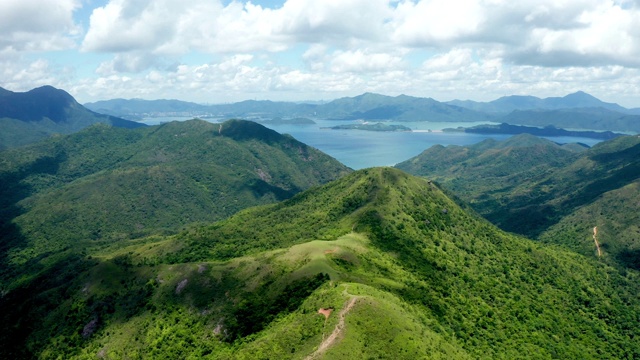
[513, 2, 640, 66]
[0, 0, 80, 54]
[275, 0, 391, 43]
[330, 50, 405, 73]
[82, 0, 190, 53]
[6, 0, 640, 108]
[392, 0, 486, 46]
[96, 53, 162, 75]
[0, 59, 75, 92]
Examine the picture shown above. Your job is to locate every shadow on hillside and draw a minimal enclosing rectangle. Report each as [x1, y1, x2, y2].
[0, 252, 96, 359]
[0, 151, 67, 281]
[494, 152, 640, 239]
[245, 179, 299, 202]
[618, 249, 640, 270]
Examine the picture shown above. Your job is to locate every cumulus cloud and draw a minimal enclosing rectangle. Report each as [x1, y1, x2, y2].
[96, 53, 164, 75]
[0, 0, 80, 54]
[508, 2, 640, 67]
[388, 0, 640, 68]
[6, 0, 640, 107]
[0, 59, 75, 92]
[82, 0, 392, 58]
[81, 0, 640, 72]
[391, 0, 486, 46]
[274, 0, 391, 43]
[81, 0, 191, 53]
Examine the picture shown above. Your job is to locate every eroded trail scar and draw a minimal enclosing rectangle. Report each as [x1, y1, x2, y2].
[306, 296, 359, 360]
[593, 226, 602, 257]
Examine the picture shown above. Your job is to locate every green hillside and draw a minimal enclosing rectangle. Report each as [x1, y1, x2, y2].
[2, 168, 639, 359]
[397, 134, 640, 268]
[0, 119, 350, 281]
[0, 86, 144, 150]
[539, 181, 640, 269]
[395, 134, 579, 201]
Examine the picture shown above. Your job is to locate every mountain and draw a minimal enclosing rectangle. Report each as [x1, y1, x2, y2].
[0, 119, 350, 275]
[498, 107, 640, 133]
[396, 133, 579, 178]
[0, 86, 145, 150]
[447, 91, 632, 114]
[2, 167, 639, 358]
[446, 92, 640, 132]
[315, 93, 493, 122]
[87, 91, 640, 130]
[84, 98, 211, 120]
[86, 92, 494, 123]
[397, 134, 640, 268]
[85, 98, 318, 121]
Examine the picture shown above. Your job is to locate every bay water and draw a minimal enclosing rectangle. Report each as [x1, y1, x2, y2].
[141, 117, 602, 170]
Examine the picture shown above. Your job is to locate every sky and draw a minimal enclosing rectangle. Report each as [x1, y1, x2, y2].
[2, 0, 640, 107]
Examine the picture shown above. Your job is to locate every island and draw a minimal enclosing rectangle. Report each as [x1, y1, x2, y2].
[444, 123, 625, 140]
[326, 122, 412, 132]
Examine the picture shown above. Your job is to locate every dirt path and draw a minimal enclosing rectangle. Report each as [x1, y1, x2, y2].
[593, 226, 602, 257]
[305, 296, 359, 360]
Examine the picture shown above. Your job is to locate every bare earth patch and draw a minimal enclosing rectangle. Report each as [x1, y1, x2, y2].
[318, 308, 333, 320]
[306, 296, 359, 359]
[592, 226, 602, 257]
[175, 278, 188, 294]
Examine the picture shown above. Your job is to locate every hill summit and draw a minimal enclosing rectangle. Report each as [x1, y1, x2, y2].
[0, 85, 144, 149]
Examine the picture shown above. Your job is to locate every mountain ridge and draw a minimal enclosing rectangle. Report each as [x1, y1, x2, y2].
[447, 90, 636, 114]
[85, 90, 640, 131]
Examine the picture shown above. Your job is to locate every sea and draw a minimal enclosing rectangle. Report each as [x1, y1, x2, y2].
[140, 117, 603, 170]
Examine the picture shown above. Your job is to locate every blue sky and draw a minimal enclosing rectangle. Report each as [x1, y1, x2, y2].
[2, 0, 640, 107]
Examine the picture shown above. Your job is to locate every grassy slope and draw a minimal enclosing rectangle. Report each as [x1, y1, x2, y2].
[4, 168, 639, 359]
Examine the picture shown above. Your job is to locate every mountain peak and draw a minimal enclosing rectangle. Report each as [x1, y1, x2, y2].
[28, 85, 77, 102]
[218, 119, 288, 143]
[563, 90, 598, 101]
[0, 85, 145, 149]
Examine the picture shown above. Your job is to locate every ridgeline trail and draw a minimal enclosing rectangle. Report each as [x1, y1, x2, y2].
[306, 288, 360, 360]
[593, 226, 602, 257]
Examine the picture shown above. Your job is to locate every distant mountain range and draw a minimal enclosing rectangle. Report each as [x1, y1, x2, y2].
[3, 85, 640, 151]
[86, 92, 493, 123]
[447, 91, 640, 114]
[0, 86, 144, 149]
[86, 90, 640, 133]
